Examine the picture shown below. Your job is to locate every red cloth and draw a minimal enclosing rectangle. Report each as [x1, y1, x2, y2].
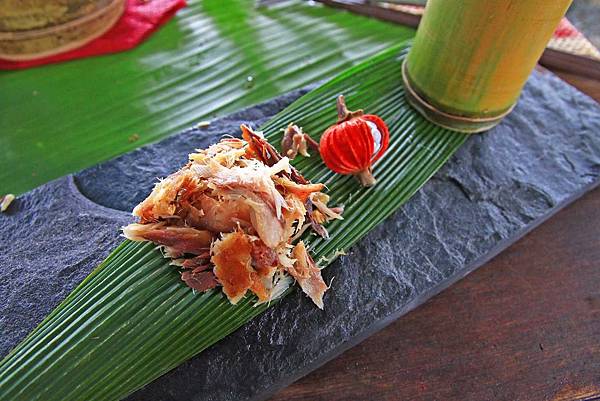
[553, 18, 580, 39]
[0, 0, 186, 70]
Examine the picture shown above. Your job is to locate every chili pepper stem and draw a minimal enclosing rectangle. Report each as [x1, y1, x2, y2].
[354, 168, 376, 187]
[336, 95, 364, 123]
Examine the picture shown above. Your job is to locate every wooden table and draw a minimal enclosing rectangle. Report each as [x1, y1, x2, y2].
[270, 74, 600, 401]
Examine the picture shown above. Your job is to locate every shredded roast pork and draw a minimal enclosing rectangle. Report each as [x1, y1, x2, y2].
[122, 125, 342, 308]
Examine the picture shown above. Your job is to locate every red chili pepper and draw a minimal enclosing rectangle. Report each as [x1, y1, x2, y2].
[319, 95, 389, 186]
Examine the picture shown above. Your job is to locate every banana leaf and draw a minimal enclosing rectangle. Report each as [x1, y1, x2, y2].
[0, 0, 414, 195]
[0, 42, 467, 401]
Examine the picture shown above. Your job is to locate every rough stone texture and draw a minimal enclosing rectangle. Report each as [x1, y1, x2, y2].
[1, 71, 599, 401]
[0, 178, 131, 354]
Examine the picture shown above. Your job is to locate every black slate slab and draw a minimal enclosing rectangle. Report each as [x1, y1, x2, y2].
[1, 71, 599, 401]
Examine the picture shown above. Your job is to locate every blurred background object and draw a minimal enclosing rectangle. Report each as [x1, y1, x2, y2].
[0, 0, 186, 68]
[567, 0, 600, 47]
[0, 0, 125, 60]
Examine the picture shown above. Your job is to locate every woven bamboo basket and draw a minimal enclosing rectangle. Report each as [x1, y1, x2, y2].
[0, 0, 125, 61]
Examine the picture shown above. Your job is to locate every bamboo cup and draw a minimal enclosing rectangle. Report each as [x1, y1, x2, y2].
[402, 0, 573, 133]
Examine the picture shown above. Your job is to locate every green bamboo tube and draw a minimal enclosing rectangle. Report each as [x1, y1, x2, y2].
[402, 0, 573, 133]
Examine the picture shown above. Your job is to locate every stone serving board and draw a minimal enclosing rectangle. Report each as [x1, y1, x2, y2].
[1, 70, 599, 401]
